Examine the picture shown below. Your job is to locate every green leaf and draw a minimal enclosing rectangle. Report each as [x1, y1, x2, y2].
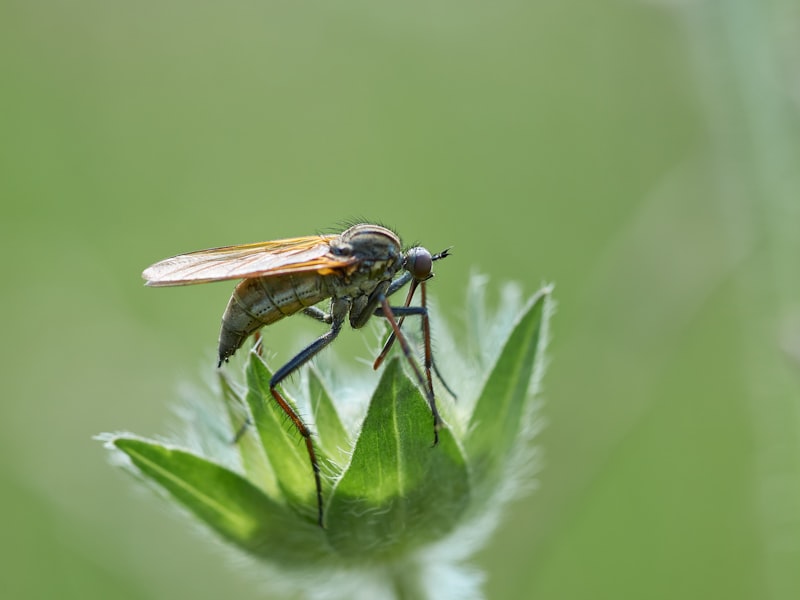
[112, 437, 326, 564]
[217, 369, 279, 499]
[244, 353, 325, 520]
[325, 359, 470, 557]
[465, 286, 550, 499]
[307, 366, 351, 468]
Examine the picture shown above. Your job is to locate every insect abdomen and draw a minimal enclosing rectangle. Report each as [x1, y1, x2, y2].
[218, 273, 331, 364]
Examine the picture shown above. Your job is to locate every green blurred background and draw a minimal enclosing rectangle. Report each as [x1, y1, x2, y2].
[2, 0, 799, 598]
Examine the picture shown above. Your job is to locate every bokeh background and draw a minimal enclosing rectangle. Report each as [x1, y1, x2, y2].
[2, 1, 799, 598]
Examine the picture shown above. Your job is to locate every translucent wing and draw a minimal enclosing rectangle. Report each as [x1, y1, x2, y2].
[142, 234, 354, 286]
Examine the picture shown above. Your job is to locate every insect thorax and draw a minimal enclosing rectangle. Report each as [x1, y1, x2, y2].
[328, 223, 405, 299]
[328, 255, 401, 298]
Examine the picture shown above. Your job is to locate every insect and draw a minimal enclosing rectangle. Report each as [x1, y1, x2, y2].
[142, 223, 451, 527]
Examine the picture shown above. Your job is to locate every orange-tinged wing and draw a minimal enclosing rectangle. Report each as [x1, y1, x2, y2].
[142, 234, 354, 286]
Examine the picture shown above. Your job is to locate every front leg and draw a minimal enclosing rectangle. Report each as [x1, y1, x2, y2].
[385, 271, 412, 297]
[377, 294, 444, 446]
[373, 281, 456, 399]
[302, 306, 333, 324]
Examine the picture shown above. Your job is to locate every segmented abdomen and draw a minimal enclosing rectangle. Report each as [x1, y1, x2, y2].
[218, 272, 332, 364]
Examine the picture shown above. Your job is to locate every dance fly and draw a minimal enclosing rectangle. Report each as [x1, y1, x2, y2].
[142, 223, 451, 527]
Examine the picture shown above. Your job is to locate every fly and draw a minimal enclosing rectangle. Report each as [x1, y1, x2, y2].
[142, 223, 451, 527]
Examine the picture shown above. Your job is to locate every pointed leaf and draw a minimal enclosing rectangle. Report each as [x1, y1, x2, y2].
[325, 359, 470, 556]
[465, 286, 550, 498]
[217, 369, 279, 498]
[112, 437, 326, 564]
[308, 366, 350, 468]
[245, 353, 324, 519]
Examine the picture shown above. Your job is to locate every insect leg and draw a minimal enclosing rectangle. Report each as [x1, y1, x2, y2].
[231, 309, 331, 445]
[378, 295, 443, 446]
[373, 282, 457, 400]
[373, 280, 418, 370]
[385, 271, 413, 296]
[374, 247, 452, 374]
[417, 281, 457, 399]
[378, 303, 436, 396]
[369, 271, 416, 367]
[302, 306, 333, 324]
[269, 298, 349, 528]
[252, 330, 263, 356]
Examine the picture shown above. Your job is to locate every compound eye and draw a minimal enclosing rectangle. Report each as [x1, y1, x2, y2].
[406, 247, 432, 280]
